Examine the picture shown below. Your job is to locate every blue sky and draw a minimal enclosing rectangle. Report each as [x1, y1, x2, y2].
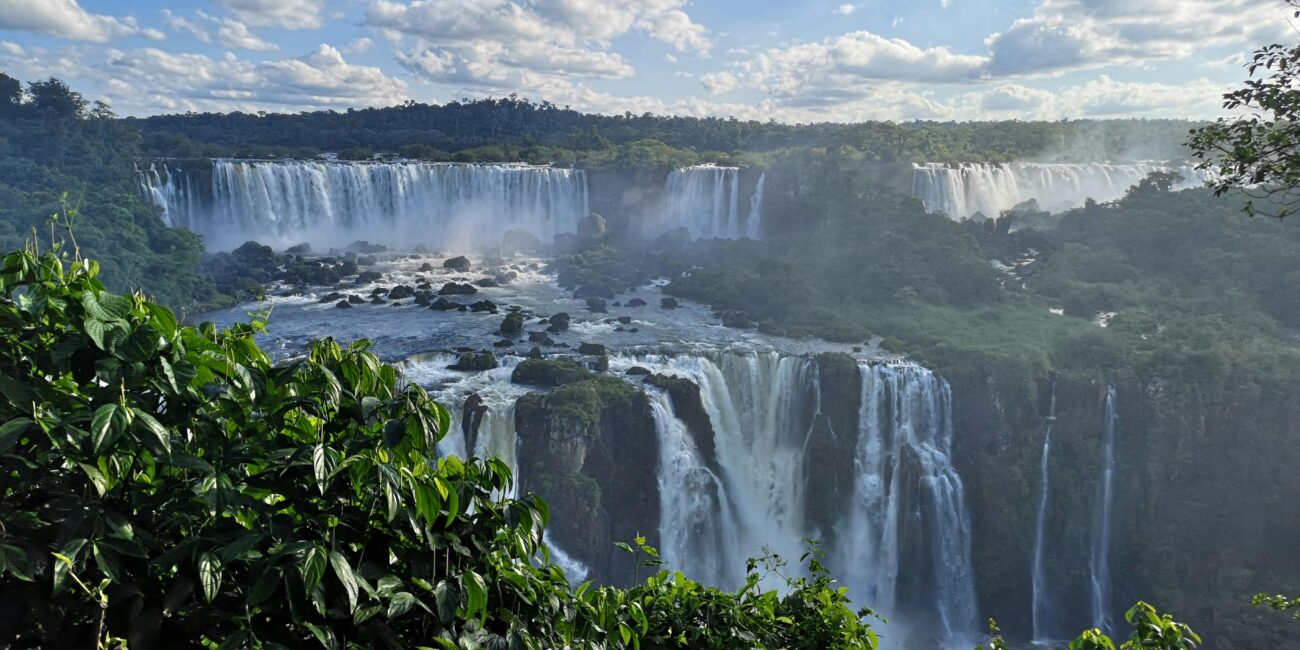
[0, 0, 1292, 121]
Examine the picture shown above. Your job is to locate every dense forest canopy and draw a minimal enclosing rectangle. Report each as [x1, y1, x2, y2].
[133, 97, 1199, 165]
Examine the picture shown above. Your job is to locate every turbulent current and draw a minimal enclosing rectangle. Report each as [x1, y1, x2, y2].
[912, 162, 1208, 219]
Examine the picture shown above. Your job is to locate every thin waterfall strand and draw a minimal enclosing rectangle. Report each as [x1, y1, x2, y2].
[1090, 385, 1119, 633]
[662, 165, 763, 239]
[1031, 383, 1057, 644]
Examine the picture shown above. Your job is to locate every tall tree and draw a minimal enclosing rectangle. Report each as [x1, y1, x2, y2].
[1188, 1, 1300, 218]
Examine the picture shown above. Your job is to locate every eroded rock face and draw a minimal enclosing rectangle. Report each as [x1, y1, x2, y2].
[947, 363, 1300, 648]
[643, 374, 716, 471]
[515, 378, 659, 586]
[800, 353, 862, 545]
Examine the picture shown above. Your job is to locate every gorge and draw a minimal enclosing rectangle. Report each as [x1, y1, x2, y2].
[138, 156, 1300, 649]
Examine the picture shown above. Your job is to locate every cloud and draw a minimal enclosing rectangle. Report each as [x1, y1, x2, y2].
[344, 37, 375, 55]
[0, 43, 407, 115]
[739, 30, 987, 105]
[370, 0, 712, 95]
[212, 0, 326, 30]
[834, 4, 858, 15]
[164, 10, 277, 51]
[0, 0, 161, 43]
[986, 0, 1292, 76]
[701, 71, 739, 95]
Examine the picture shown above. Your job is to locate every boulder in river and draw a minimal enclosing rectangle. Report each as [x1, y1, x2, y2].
[626, 298, 647, 307]
[335, 300, 352, 309]
[586, 298, 607, 313]
[429, 297, 461, 311]
[439, 282, 478, 295]
[502, 229, 541, 255]
[578, 342, 607, 356]
[443, 256, 472, 271]
[449, 351, 499, 372]
[661, 297, 679, 309]
[470, 300, 498, 313]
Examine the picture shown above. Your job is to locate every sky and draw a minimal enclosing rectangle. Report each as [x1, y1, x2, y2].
[0, 0, 1294, 122]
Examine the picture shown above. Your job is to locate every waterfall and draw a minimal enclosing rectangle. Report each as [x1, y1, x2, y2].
[747, 172, 766, 240]
[912, 162, 1209, 220]
[662, 165, 763, 240]
[1090, 384, 1119, 633]
[649, 391, 745, 588]
[627, 352, 979, 647]
[143, 159, 589, 251]
[138, 162, 200, 228]
[835, 363, 980, 648]
[1031, 383, 1057, 644]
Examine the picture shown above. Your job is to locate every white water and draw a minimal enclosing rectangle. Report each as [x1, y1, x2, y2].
[142, 160, 589, 251]
[661, 165, 764, 239]
[138, 162, 201, 228]
[912, 162, 1208, 219]
[1031, 384, 1057, 644]
[621, 353, 980, 648]
[836, 363, 980, 648]
[1090, 384, 1119, 634]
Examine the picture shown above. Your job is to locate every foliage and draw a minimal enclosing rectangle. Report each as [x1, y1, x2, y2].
[0, 244, 883, 649]
[1189, 5, 1300, 218]
[0, 73, 219, 309]
[1253, 594, 1300, 620]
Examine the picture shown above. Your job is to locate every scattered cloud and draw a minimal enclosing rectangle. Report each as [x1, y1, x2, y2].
[344, 37, 375, 55]
[0, 0, 162, 43]
[212, 0, 326, 30]
[834, 4, 859, 16]
[163, 10, 277, 51]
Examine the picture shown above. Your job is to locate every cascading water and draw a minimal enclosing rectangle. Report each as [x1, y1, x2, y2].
[138, 162, 200, 228]
[1090, 384, 1119, 634]
[648, 391, 745, 588]
[1031, 383, 1057, 645]
[911, 162, 1208, 220]
[835, 363, 980, 648]
[141, 160, 589, 251]
[622, 352, 980, 648]
[661, 165, 764, 240]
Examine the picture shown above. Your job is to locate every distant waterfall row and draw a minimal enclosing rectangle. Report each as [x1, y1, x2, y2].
[912, 162, 1208, 220]
[660, 165, 764, 240]
[627, 352, 979, 648]
[140, 160, 590, 251]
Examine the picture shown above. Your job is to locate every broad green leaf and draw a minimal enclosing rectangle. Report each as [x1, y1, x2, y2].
[463, 569, 487, 622]
[90, 403, 121, 456]
[387, 591, 417, 619]
[329, 550, 360, 614]
[132, 409, 171, 455]
[0, 417, 31, 454]
[199, 552, 222, 602]
[301, 545, 327, 592]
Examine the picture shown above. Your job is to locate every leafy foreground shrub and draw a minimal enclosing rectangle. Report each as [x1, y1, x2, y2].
[0, 245, 1209, 650]
[0, 244, 878, 649]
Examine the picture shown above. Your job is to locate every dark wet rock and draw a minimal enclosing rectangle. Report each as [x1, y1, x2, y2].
[578, 342, 607, 356]
[660, 297, 678, 309]
[617, 316, 632, 325]
[528, 331, 557, 345]
[418, 262, 434, 272]
[439, 282, 478, 295]
[449, 350, 499, 372]
[586, 298, 607, 313]
[318, 292, 341, 303]
[476, 278, 500, 288]
[356, 255, 377, 267]
[626, 298, 647, 307]
[495, 271, 518, 284]
[429, 297, 461, 311]
[370, 287, 389, 296]
[625, 366, 652, 376]
[348, 240, 388, 254]
[285, 242, 312, 255]
[462, 393, 488, 453]
[370, 297, 387, 305]
[471, 300, 498, 313]
[494, 339, 515, 348]
[645, 374, 717, 469]
[347, 295, 365, 304]
[547, 312, 571, 333]
[575, 285, 615, 300]
[510, 357, 593, 387]
[357, 270, 383, 283]
[528, 346, 543, 359]
[501, 312, 525, 336]
[443, 255, 472, 271]
[335, 300, 352, 309]
[388, 285, 415, 300]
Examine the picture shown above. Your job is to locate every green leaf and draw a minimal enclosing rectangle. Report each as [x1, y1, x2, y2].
[0, 417, 31, 454]
[199, 552, 222, 603]
[312, 444, 331, 491]
[329, 549, 360, 614]
[90, 403, 121, 456]
[132, 408, 171, 456]
[301, 545, 327, 592]
[463, 569, 488, 622]
[84, 318, 106, 349]
[387, 591, 417, 619]
[382, 419, 405, 448]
